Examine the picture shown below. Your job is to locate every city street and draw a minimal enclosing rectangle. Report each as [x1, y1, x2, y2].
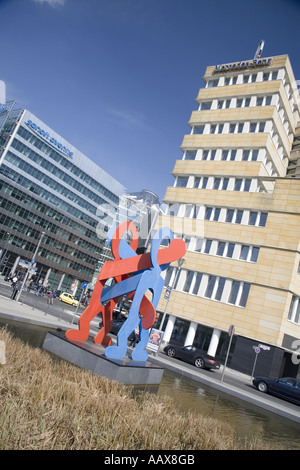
[0, 279, 89, 327]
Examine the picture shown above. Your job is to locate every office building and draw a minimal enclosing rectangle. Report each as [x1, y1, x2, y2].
[156, 54, 300, 378]
[0, 97, 126, 293]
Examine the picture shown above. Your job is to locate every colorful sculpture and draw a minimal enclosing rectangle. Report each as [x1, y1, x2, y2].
[65, 221, 186, 361]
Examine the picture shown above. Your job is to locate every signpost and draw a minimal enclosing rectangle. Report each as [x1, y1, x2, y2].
[220, 325, 235, 383]
[251, 344, 270, 381]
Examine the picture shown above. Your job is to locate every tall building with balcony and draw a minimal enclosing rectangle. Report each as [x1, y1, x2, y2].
[156, 54, 300, 378]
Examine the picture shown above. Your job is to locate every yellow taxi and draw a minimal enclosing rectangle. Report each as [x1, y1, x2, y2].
[58, 292, 79, 307]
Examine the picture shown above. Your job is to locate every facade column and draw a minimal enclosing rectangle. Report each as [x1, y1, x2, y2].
[207, 328, 221, 357]
[10, 256, 20, 276]
[162, 315, 176, 344]
[43, 268, 51, 287]
[184, 321, 197, 346]
[57, 273, 65, 291]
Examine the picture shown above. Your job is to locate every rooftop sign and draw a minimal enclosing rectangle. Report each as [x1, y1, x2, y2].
[25, 119, 73, 158]
[214, 57, 272, 73]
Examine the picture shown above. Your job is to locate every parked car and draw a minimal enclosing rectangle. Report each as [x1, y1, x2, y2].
[252, 376, 300, 405]
[58, 292, 79, 307]
[163, 344, 220, 370]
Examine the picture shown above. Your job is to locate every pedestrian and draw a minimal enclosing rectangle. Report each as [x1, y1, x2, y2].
[47, 290, 53, 305]
[11, 275, 18, 288]
[10, 280, 22, 301]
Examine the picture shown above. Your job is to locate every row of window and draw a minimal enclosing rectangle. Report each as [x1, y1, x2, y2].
[0, 163, 103, 230]
[11, 138, 114, 211]
[168, 203, 268, 227]
[288, 295, 300, 325]
[0, 230, 94, 277]
[206, 70, 279, 88]
[182, 147, 277, 178]
[0, 180, 102, 244]
[17, 126, 119, 205]
[0, 212, 99, 266]
[180, 235, 260, 263]
[199, 95, 272, 110]
[192, 120, 266, 135]
[164, 267, 251, 308]
[175, 176, 255, 192]
[184, 148, 260, 161]
[5, 152, 100, 217]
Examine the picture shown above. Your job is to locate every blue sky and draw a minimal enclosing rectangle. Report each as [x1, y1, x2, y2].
[1, 0, 299, 200]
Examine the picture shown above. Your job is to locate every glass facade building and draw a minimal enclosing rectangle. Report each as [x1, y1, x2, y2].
[0, 101, 126, 293]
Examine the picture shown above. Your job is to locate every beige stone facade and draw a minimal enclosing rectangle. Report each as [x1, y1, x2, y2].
[155, 55, 300, 377]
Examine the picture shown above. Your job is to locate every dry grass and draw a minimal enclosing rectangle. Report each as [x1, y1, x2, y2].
[0, 328, 278, 450]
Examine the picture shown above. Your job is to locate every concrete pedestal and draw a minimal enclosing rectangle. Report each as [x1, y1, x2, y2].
[43, 331, 164, 385]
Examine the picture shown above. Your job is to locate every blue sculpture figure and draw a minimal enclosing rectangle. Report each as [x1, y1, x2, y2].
[104, 227, 174, 362]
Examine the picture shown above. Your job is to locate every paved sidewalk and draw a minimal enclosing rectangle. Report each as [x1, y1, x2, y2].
[0, 292, 299, 424]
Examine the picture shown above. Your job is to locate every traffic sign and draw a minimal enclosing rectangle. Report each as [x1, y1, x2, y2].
[82, 282, 87, 289]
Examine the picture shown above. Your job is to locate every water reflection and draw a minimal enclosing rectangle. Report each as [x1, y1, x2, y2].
[158, 370, 300, 450]
[1, 319, 299, 449]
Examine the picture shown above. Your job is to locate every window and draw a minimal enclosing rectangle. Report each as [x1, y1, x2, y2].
[242, 150, 250, 161]
[226, 243, 235, 258]
[259, 212, 268, 227]
[237, 99, 243, 108]
[228, 281, 240, 304]
[230, 150, 237, 160]
[202, 177, 208, 188]
[244, 180, 251, 191]
[205, 275, 217, 298]
[207, 79, 218, 88]
[204, 239, 212, 254]
[239, 283, 251, 307]
[234, 179, 242, 191]
[222, 178, 229, 190]
[192, 273, 203, 295]
[240, 245, 249, 260]
[200, 101, 212, 110]
[217, 242, 226, 256]
[176, 177, 188, 188]
[194, 177, 200, 188]
[288, 295, 300, 324]
[194, 125, 204, 134]
[222, 150, 229, 160]
[250, 122, 257, 132]
[249, 211, 257, 225]
[185, 151, 196, 160]
[204, 207, 212, 220]
[213, 178, 221, 190]
[226, 210, 234, 223]
[250, 247, 259, 262]
[215, 277, 226, 301]
[213, 208, 221, 221]
[183, 271, 194, 293]
[235, 210, 243, 224]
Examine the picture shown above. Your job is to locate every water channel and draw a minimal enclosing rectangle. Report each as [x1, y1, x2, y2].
[1, 319, 299, 450]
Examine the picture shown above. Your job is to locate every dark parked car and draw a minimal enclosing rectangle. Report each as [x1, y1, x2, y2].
[253, 377, 300, 405]
[163, 344, 220, 370]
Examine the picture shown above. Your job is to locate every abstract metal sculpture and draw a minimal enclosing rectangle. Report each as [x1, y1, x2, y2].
[66, 221, 186, 361]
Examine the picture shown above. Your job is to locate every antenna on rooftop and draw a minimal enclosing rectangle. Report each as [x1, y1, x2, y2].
[254, 40, 265, 60]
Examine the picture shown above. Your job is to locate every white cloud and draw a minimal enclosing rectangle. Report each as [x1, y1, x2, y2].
[107, 108, 155, 133]
[33, 0, 65, 7]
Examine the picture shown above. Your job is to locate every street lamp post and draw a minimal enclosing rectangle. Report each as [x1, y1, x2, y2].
[159, 257, 185, 333]
[16, 231, 45, 302]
